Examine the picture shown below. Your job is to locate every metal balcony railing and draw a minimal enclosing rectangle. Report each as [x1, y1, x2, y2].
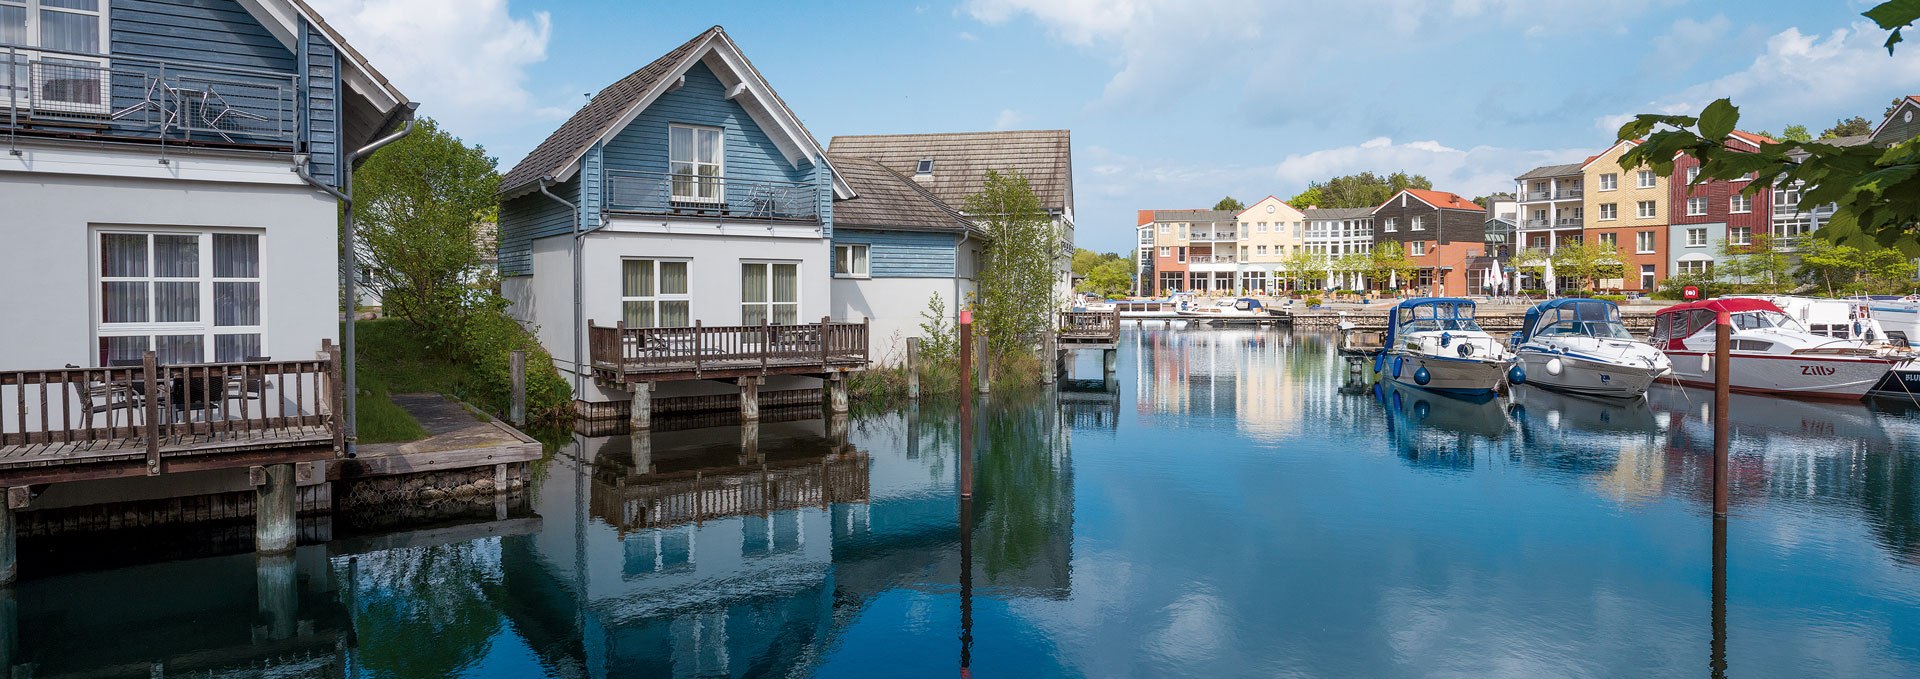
[603, 169, 821, 223]
[3, 44, 298, 146]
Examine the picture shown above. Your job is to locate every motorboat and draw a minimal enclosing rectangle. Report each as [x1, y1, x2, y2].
[1370, 297, 1521, 397]
[1511, 298, 1670, 398]
[1177, 297, 1281, 325]
[1650, 298, 1903, 400]
[1117, 293, 1194, 319]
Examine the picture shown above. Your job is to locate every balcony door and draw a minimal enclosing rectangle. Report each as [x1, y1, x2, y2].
[669, 123, 723, 204]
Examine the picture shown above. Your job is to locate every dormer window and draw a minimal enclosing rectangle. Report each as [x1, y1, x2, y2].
[915, 158, 934, 176]
[669, 124, 723, 203]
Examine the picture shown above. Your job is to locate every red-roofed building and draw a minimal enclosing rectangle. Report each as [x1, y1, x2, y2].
[1370, 189, 1489, 295]
[1668, 131, 1773, 283]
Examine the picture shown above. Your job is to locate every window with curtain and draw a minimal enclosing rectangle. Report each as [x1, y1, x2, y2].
[621, 259, 690, 328]
[96, 230, 264, 365]
[741, 261, 799, 325]
[833, 244, 868, 277]
[1, 0, 108, 112]
[668, 124, 723, 203]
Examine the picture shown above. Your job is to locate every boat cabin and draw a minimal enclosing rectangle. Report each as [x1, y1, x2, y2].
[1649, 298, 1802, 351]
[1386, 298, 1484, 343]
[1517, 299, 1632, 344]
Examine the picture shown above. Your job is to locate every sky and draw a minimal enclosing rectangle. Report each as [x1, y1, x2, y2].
[304, 0, 1920, 253]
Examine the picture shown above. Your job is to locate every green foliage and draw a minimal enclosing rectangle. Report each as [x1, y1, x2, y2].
[1279, 248, 1318, 291]
[965, 171, 1060, 356]
[1652, 272, 1730, 300]
[1715, 232, 1795, 291]
[917, 292, 957, 364]
[1822, 116, 1875, 139]
[1368, 241, 1418, 289]
[1796, 237, 1920, 295]
[1082, 258, 1134, 298]
[1550, 241, 1626, 291]
[1866, 0, 1920, 52]
[1595, 294, 1628, 303]
[1286, 171, 1433, 209]
[1213, 196, 1246, 211]
[1305, 296, 1323, 307]
[1779, 124, 1813, 142]
[357, 315, 572, 431]
[1512, 247, 1551, 272]
[353, 117, 502, 355]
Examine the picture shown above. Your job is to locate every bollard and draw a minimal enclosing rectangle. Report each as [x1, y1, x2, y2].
[959, 310, 975, 498]
[906, 337, 921, 399]
[1713, 310, 1731, 517]
[509, 350, 527, 427]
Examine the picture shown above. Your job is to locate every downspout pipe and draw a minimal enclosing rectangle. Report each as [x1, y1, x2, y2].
[534, 177, 584, 397]
[296, 103, 418, 458]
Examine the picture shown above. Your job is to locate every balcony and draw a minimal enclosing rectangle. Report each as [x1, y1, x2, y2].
[2, 45, 299, 148]
[604, 169, 821, 223]
[1189, 254, 1237, 264]
[1190, 231, 1238, 241]
[1522, 189, 1583, 201]
[1521, 218, 1583, 229]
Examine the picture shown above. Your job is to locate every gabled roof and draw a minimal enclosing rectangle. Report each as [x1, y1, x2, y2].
[827, 130, 1072, 214]
[1302, 207, 1374, 220]
[828, 155, 979, 235]
[1150, 208, 1238, 222]
[1579, 139, 1641, 170]
[1728, 130, 1776, 148]
[240, 0, 410, 148]
[499, 26, 852, 199]
[1870, 95, 1920, 143]
[1237, 195, 1304, 218]
[1516, 162, 1584, 181]
[1378, 189, 1483, 213]
[1137, 210, 1157, 226]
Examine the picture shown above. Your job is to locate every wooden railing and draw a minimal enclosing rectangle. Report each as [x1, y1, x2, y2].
[0, 345, 343, 473]
[1058, 311, 1121, 342]
[589, 317, 870, 378]
[594, 455, 871, 533]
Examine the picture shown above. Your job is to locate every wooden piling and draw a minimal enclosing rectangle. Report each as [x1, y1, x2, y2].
[510, 350, 527, 427]
[906, 337, 921, 399]
[959, 311, 974, 498]
[1713, 310, 1731, 517]
[629, 383, 652, 432]
[739, 377, 761, 422]
[827, 373, 849, 414]
[0, 499, 14, 586]
[254, 463, 297, 555]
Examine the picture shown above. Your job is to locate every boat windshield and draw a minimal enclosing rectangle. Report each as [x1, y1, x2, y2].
[1535, 320, 1635, 339]
[1731, 310, 1807, 333]
[1526, 300, 1625, 340]
[1398, 302, 1483, 334]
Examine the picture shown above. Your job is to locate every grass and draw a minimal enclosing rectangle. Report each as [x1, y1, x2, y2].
[353, 319, 445, 443]
[351, 316, 575, 443]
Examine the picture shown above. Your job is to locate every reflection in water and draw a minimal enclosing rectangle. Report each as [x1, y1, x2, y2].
[9, 326, 1920, 677]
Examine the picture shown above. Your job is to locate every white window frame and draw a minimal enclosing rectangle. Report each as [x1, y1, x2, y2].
[1686, 227, 1708, 247]
[1636, 231, 1656, 254]
[1159, 223, 1170, 235]
[93, 227, 267, 365]
[1158, 246, 1170, 258]
[1599, 203, 1617, 221]
[1599, 173, 1618, 191]
[1729, 226, 1752, 246]
[1409, 241, 1427, 256]
[1637, 170, 1656, 189]
[1686, 166, 1700, 182]
[1597, 232, 1617, 248]
[620, 258, 692, 329]
[833, 243, 869, 279]
[740, 260, 801, 326]
[1383, 218, 1397, 232]
[1410, 216, 1425, 231]
[1730, 193, 1752, 214]
[668, 123, 724, 204]
[1637, 201, 1657, 219]
[1, 0, 113, 115]
[1679, 260, 1711, 276]
[1686, 197, 1707, 216]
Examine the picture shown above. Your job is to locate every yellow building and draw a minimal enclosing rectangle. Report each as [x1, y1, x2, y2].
[1237, 196, 1307, 294]
[1581, 140, 1668, 292]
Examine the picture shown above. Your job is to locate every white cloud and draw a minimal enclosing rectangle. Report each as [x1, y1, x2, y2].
[993, 108, 1026, 130]
[1599, 21, 1920, 132]
[304, 0, 558, 142]
[957, 31, 979, 41]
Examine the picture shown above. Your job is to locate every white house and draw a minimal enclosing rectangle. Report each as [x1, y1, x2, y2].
[823, 155, 984, 365]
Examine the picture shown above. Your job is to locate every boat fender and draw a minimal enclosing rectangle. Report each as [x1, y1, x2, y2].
[1374, 353, 1385, 374]
[1508, 365, 1527, 385]
[1414, 367, 1431, 386]
[1413, 400, 1431, 420]
[1457, 343, 1476, 358]
[1546, 357, 1564, 376]
[1392, 356, 1404, 378]
[1440, 332, 1452, 348]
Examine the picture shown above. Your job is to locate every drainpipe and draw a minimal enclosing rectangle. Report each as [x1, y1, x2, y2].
[296, 103, 418, 458]
[535, 177, 589, 398]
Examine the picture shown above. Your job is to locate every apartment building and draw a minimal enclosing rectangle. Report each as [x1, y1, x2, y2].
[1146, 210, 1193, 295]
[1656, 131, 1776, 286]
[1577, 139, 1668, 292]
[1513, 162, 1586, 256]
[1135, 210, 1157, 296]
[1370, 189, 1487, 295]
[1303, 207, 1374, 291]
[1237, 196, 1306, 293]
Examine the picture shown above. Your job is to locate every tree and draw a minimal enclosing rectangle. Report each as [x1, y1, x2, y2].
[1071, 248, 1105, 277]
[1213, 196, 1246, 211]
[1279, 248, 1317, 292]
[1616, 3, 1920, 255]
[1512, 247, 1551, 289]
[966, 170, 1060, 356]
[354, 117, 500, 352]
[1333, 251, 1373, 289]
[1758, 124, 1812, 142]
[1368, 241, 1417, 291]
[1797, 238, 1919, 294]
[1550, 241, 1625, 292]
[1286, 171, 1433, 209]
[1717, 232, 1794, 291]
[1082, 259, 1134, 298]
[1821, 115, 1874, 139]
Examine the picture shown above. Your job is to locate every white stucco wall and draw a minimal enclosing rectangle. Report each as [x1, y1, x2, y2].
[831, 276, 977, 366]
[0, 172, 339, 371]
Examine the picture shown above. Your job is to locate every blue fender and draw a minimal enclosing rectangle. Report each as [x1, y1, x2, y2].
[1413, 399, 1431, 420]
[1439, 332, 1452, 348]
[1392, 356, 1404, 378]
[1414, 367, 1431, 386]
[1508, 365, 1527, 386]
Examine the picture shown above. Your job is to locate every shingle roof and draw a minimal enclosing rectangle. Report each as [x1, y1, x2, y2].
[827, 130, 1073, 213]
[1516, 162, 1584, 180]
[499, 28, 720, 193]
[1149, 209, 1237, 222]
[1303, 207, 1374, 220]
[1825, 133, 1873, 147]
[1405, 189, 1484, 211]
[828, 155, 978, 234]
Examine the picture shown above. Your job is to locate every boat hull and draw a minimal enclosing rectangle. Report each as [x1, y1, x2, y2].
[1868, 363, 1920, 397]
[1515, 348, 1666, 398]
[1665, 350, 1895, 400]
[1377, 350, 1512, 396]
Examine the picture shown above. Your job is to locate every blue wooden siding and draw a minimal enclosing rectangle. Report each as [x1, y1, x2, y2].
[110, 0, 295, 71]
[498, 177, 581, 277]
[834, 229, 957, 278]
[603, 62, 815, 189]
[299, 21, 339, 186]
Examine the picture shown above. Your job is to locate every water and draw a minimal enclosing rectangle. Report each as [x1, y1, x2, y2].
[10, 326, 1920, 678]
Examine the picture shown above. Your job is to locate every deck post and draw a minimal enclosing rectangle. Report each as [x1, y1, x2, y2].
[254, 463, 297, 555]
[509, 350, 527, 427]
[0, 499, 14, 586]
[827, 372, 849, 414]
[1103, 348, 1118, 377]
[256, 552, 298, 640]
[628, 382, 653, 432]
[1042, 331, 1057, 384]
[975, 333, 990, 395]
[142, 350, 160, 476]
[739, 376, 761, 422]
[905, 337, 921, 399]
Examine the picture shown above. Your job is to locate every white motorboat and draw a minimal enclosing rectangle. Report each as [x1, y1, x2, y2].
[1117, 293, 1194, 319]
[1177, 297, 1281, 325]
[1370, 297, 1520, 397]
[1650, 298, 1904, 400]
[1512, 298, 1670, 398]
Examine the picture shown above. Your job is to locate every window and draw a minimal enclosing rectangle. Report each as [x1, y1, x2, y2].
[1599, 173, 1618, 191]
[1410, 216, 1425, 231]
[1256, 245, 1268, 256]
[1383, 218, 1397, 232]
[1730, 193, 1752, 213]
[1599, 203, 1617, 220]
[1, 0, 111, 113]
[741, 261, 799, 325]
[1686, 197, 1707, 216]
[1640, 264, 1656, 290]
[833, 244, 869, 277]
[1409, 241, 1427, 256]
[1679, 260, 1712, 276]
[915, 158, 934, 175]
[1686, 166, 1700, 182]
[668, 124, 723, 203]
[1530, 235, 1548, 249]
[1686, 227, 1708, 247]
[1177, 247, 1187, 263]
[1637, 201, 1657, 218]
[1730, 226, 1752, 246]
[1598, 232, 1617, 248]
[1636, 231, 1656, 254]
[96, 230, 263, 365]
[1637, 170, 1656, 188]
[621, 259, 691, 328]
[1159, 223, 1169, 234]
[1731, 339, 1776, 352]
[1158, 246, 1170, 258]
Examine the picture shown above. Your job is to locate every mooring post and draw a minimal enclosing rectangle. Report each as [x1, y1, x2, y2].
[1713, 310, 1731, 517]
[0, 498, 14, 587]
[629, 382, 652, 432]
[1042, 332, 1057, 385]
[739, 376, 762, 422]
[254, 463, 297, 555]
[975, 333, 990, 395]
[827, 372, 850, 414]
[256, 552, 298, 640]
[1103, 348, 1118, 377]
[509, 350, 527, 427]
[906, 337, 921, 400]
[959, 310, 975, 498]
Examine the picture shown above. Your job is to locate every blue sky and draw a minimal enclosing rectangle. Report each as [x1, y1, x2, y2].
[308, 0, 1920, 253]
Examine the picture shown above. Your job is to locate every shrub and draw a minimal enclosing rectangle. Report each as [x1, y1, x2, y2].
[1305, 297, 1323, 307]
[1595, 294, 1628, 303]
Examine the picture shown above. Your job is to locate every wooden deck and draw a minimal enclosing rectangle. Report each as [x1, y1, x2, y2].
[587, 318, 869, 384]
[591, 454, 870, 534]
[1058, 311, 1120, 347]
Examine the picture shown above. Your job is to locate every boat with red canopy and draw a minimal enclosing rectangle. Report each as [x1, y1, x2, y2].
[1649, 298, 1903, 400]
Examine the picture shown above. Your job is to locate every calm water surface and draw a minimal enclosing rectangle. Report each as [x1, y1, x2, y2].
[12, 327, 1920, 678]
